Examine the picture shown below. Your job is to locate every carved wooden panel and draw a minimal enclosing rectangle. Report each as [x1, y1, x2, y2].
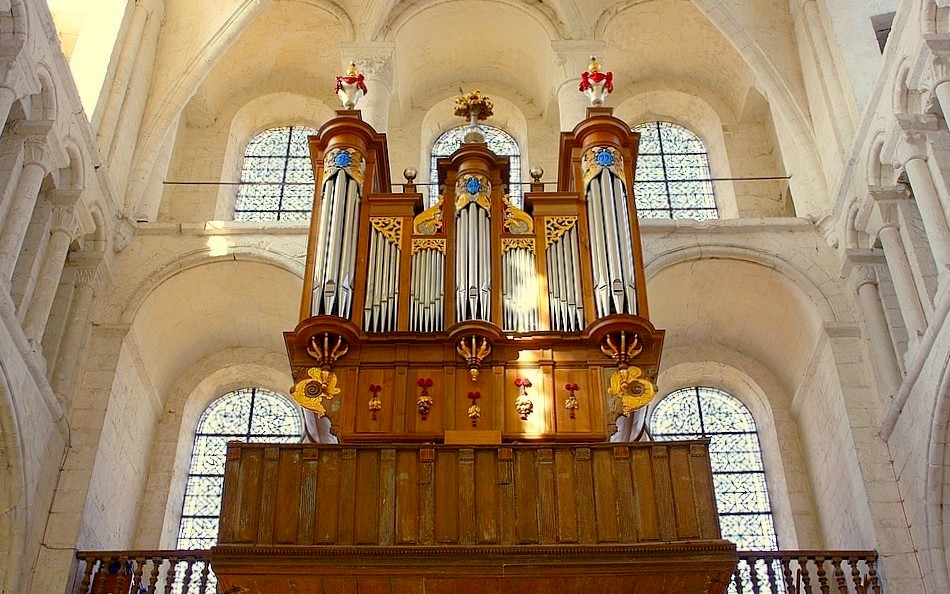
[219, 441, 722, 547]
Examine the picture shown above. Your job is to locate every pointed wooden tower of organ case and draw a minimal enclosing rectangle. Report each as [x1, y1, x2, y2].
[212, 60, 738, 593]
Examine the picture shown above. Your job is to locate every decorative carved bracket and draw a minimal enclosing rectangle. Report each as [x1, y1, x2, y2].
[514, 378, 534, 420]
[457, 335, 492, 381]
[416, 378, 434, 419]
[600, 331, 642, 369]
[307, 332, 350, 371]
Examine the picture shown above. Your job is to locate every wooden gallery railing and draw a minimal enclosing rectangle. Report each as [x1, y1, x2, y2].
[72, 549, 883, 594]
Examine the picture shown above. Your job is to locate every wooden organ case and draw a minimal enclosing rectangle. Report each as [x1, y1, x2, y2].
[212, 95, 738, 592]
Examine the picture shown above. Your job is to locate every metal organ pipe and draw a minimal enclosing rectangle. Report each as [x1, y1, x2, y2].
[544, 217, 584, 332]
[363, 218, 402, 333]
[312, 149, 364, 319]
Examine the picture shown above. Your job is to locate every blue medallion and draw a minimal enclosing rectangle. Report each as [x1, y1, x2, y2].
[333, 151, 353, 167]
[595, 149, 615, 167]
[466, 177, 482, 195]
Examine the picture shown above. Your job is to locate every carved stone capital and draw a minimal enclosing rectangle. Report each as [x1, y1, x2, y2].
[852, 265, 879, 292]
[890, 114, 942, 166]
[868, 185, 911, 204]
[840, 248, 887, 284]
[50, 206, 78, 236]
[341, 42, 395, 85]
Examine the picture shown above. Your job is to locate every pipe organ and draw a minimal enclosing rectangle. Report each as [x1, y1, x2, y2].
[285, 94, 662, 443]
[216, 66, 736, 594]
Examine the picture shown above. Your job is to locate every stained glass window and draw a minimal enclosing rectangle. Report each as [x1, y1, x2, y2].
[234, 126, 317, 221]
[430, 125, 522, 205]
[633, 122, 718, 221]
[649, 387, 778, 551]
[177, 388, 302, 550]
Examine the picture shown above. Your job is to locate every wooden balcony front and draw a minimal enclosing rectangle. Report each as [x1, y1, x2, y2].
[208, 440, 737, 593]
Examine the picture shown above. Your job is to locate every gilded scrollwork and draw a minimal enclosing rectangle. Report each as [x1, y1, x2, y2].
[370, 217, 403, 245]
[413, 194, 444, 235]
[455, 173, 492, 211]
[581, 146, 624, 186]
[411, 238, 446, 255]
[607, 366, 656, 416]
[501, 237, 535, 255]
[323, 147, 366, 185]
[544, 216, 577, 246]
[503, 194, 534, 234]
[291, 367, 341, 416]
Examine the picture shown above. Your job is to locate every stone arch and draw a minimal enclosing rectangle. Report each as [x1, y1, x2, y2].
[0, 357, 26, 594]
[924, 354, 950, 592]
[27, 64, 56, 122]
[213, 93, 334, 220]
[124, 0, 354, 215]
[377, 0, 566, 42]
[653, 346, 822, 549]
[418, 91, 532, 195]
[893, 56, 915, 115]
[645, 244, 845, 396]
[593, 0, 828, 217]
[0, 0, 29, 57]
[921, 0, 949, 36]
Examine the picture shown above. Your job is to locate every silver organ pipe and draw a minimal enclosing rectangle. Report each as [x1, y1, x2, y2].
[583, 147, 637, 316]
[544, 216, 585, 331]
[312, 148, 365, 318]
[455, 174, 492, 323]
[409, 196, 446, 332]
[501, 239, 539, 332]
[362, 218, 402, 332]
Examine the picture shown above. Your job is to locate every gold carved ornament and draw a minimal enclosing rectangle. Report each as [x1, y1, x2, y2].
[581, 146, 624, 187]
[455, 174, 492, 211]
[412, 238, 446, 255]
[544, 216, 577, 246]
[370, 217, 403, 245]
[412, 194, 444, 235]
[292, 368, 341, 416]
[454, 90, 494, 121]
[606, 367, 656, 416]
[292, 332, 350, 415]
[501, 238, 535, 255]
[322, 147, 366, 185]
[457, 335, 492, 381]
[600, 331, 657, 416]
[502, 194, 534, 235]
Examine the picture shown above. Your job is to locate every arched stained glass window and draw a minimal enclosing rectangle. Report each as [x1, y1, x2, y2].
[633, 122, 718, 221]
[177, 388, 302, 549]
[430, 125, 522, 205]
[649, 387, 777, 550]
[234, 126, 317, 221]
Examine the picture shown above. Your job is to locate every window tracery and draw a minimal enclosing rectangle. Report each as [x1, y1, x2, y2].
[649, 386, 777, 550]
[430, 125, 522, 205]
[234, 126, 317, 221]
[177, 388, 302, 549]
[633, 121, 718, 221]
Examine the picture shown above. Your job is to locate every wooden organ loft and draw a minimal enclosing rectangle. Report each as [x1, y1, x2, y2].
[210, 68, 738, 593]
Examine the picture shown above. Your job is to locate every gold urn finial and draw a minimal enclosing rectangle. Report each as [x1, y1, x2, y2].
[454, 89, 495, 122]
[588, 55, 601, 73]
[346, 60, 359, 77]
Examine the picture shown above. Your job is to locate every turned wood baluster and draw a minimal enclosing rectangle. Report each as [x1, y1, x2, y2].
[131, 556, 146, 593]
[197, 560, 211, 594]
[146, 556, 162, 594]
[748, 558, 761, 593]
[866, 555, 882, 594]
[733, 561, 746, 593]
[848, 556, 865, 593]
[799, 556, 814, 594]
[93, 557, 112, 594]
[163, 556, 179, 594]
[816, 556, 830, 594]
[831, 556, 848, 593]
[780, 557, 795, 592]
[113, 556, 130, 594]
[180, 557, 195, 593]
[78, 556, 96, 594]
[765, 556, 779, 592]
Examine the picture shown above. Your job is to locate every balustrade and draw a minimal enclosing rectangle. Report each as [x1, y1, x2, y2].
[74, 550, 213, 594]
[731, 551, 881, 594]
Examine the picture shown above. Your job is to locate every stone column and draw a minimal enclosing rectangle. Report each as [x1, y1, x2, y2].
[551, 40, 606, 131]
[96, 0, 160, 155]
[341, 42, 395, 133]
[852, 264, 902, 397]
[52, 259, 102, 399]
[0, 132, 53, 283]
[878, 223, 928, 341]
[22, 191, 80, 345]
[894, 124, 950, 282]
